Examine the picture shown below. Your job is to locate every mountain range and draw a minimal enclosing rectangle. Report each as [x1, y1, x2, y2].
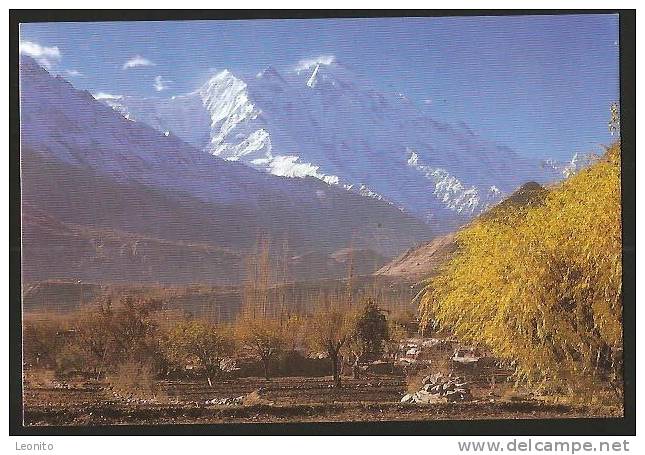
[101, 57, 565, 230]
[19, 56, 431, 285]
[20, 55, 575, 287]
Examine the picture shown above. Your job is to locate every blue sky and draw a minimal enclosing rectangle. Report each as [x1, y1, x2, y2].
[19, 14, 619, 161]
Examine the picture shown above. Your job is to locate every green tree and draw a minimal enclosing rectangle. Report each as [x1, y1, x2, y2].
[355, 298, 389, 360]
[343, 298, 390, 379]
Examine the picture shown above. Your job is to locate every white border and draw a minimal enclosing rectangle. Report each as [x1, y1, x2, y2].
[3, 3, 641, 453]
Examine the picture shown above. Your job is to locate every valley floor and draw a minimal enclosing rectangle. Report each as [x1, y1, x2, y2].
[22, 375, 620, 426]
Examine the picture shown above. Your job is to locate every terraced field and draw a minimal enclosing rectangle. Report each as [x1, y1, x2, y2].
[22, 374, 618, 426]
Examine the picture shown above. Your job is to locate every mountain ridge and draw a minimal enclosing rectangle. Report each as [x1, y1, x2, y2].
[102, 58, 565, 230]
[19, 56, 434, 284]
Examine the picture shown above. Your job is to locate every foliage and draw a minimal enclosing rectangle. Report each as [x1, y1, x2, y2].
[418, 143, 622, 400]
[282, 314, 306, 352]
[354, 298, 389, 359]
[307, 296, 359, 387]
[23, 317, 68, 369]
[72, 303, 116, 378]
[162, 319, 234, 386]
[73, 296, 163, 378]
[105, 296, 163, 363]
[388, 307, 419, 338]
[385, 320, 408, 358]
[235, 316, 287, 379]
[54, 344, 86, 377]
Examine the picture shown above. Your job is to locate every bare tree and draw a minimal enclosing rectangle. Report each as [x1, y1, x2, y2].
[74, 301, 116, 380]
[65, 296, 164, 379]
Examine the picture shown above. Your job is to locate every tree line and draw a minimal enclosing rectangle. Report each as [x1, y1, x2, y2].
[24, 294, 408, 389]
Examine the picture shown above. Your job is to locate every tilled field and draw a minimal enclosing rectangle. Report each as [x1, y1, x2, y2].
[22, 375, 620, 426]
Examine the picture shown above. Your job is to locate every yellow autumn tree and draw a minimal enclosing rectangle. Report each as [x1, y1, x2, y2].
[419, 143, 622, 401]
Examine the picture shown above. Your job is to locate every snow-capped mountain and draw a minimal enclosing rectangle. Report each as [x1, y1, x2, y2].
[540, 152, 599, 178]
[19, 55, 434, 286]
[103, 57, 563, 230]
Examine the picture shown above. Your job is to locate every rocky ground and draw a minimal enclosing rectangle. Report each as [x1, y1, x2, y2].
[22, 374, 621, 426]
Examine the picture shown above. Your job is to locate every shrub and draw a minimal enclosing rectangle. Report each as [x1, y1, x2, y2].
[106, 360, 164, 401]
[54, 344, 86, 377]
[23, 316, 68, 369]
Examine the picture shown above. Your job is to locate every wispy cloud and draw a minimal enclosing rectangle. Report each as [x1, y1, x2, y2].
[19, 41, 62, 69]
[65, 69, 83, 77]
[294, 55, 335, 71]
[153, 75, 171, 92]
[122, 55, 155, 70]
[92, 92, 122, 100]
[423, 98, 433, 105]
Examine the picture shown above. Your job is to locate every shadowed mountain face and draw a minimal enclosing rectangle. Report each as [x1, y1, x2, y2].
[19, 56, 433, 285]
[479, 181, 549, 221]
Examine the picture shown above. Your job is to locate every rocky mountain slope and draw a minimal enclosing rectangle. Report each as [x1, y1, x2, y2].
[375, 233, 457, 282]
[105, 57, 563, 230]
[19, 56, 433, 285]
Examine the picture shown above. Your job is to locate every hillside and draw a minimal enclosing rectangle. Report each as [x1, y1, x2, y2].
[19, 56, 433, 285]
[22, 274, 417, 319]
[375, 233, 457, 281]
[375, 181, 549, 281]
[419, 144, 621, 396]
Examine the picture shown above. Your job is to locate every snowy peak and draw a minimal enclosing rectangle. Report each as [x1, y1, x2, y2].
[256, 65, 285, 83]
[293, 55, 336, 72]
[541, 152, 598, 178]
[293, 58, 359, 91]
[306, 64, 320, 88]
[96, 56, 565, 231]
[196, 69, 273, 165]
[19, 60, 438, 287]
[198, 69, 262, 158]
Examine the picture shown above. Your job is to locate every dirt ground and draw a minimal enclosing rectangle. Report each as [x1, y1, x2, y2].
[22, 374, 621, 426]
